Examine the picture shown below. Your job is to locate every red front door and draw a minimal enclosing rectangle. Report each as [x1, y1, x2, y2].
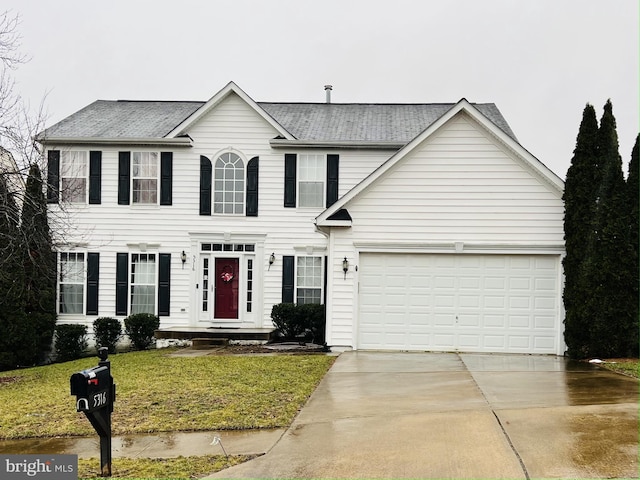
[214, 258, 239, 319]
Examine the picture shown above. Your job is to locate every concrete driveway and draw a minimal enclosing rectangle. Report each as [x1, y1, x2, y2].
[211, 352, 638, 479]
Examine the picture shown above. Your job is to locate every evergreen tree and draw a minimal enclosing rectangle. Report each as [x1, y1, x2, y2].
[0, 170, 28, 370]
[584, 100, 634, 357]
[625, 135, 639, 354]
[19, 163, 57, 364]
[562, 104, 599, 358]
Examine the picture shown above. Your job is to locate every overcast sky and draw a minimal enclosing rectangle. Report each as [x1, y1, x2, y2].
[4, 0, 638, 179]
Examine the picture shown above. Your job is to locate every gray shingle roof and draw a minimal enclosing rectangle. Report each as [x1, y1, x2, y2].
[259, 103, 517, 142]
[41, 99, 517, 143]
[42, 100, 204, 139]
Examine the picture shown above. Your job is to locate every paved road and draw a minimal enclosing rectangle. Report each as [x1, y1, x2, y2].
[210, 351, 638, 479]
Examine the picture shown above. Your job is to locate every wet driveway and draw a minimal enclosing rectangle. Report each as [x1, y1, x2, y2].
[211, 352, 638, 479]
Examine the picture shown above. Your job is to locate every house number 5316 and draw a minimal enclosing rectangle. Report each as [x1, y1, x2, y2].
[92, 391, 107, 408]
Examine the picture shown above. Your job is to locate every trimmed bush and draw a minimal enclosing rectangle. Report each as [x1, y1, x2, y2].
[54, 324, 88, 362]
[271, 303, 304, 339]
[270, 303, 326, 344]
[93, 317, 122, 354]
[298, 303, 326, 344]
[124, 313, 160, 350]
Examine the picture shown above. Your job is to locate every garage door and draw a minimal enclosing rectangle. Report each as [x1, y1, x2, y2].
[358, 253, 560, 354]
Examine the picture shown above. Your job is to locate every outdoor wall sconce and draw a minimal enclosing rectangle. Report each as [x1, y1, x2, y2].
[268, 252, 275, 270]
[181, 250, 187, 269]
[342, 257, 349, 279]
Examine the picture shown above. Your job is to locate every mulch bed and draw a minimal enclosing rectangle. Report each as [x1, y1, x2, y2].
[214, 343, 328, 355]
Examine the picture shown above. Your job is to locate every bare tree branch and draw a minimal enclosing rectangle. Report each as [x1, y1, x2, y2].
[0, 10, 27, 68]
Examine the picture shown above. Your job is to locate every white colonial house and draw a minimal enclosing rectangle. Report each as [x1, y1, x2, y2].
[39, 82, 566, 355]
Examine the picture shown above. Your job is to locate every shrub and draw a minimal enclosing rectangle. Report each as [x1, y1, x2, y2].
[93, 317, 122, 354]
[298, 303, 326, 344]
[270, 303, 326, 343]
[54, 324, 88, 362]
[271, 303, 305, 339]
[124, 313, 160, 350]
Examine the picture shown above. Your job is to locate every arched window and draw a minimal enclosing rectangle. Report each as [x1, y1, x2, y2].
[214, 152, 244, 214]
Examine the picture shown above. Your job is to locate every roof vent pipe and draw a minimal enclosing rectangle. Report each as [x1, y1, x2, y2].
[324, 85, 332, 103]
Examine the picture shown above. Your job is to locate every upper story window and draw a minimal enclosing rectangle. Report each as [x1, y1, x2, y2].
[284, 153, 338, 209]
[214, 152, 244, 214]
[298, 154, 325, 208]
[132, 152, 158, 204]
[118, 151, 172, 206]
[47, 150, 102, 205]
[60, 151, 87, 203]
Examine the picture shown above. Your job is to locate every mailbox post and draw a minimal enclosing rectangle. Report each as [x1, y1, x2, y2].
[70, 347, 115, 477]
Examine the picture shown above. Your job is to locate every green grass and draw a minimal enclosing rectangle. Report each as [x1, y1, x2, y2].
[0, 348, 335, 439]
[600, 359, 640, 378]
[78, 455, 253, 479]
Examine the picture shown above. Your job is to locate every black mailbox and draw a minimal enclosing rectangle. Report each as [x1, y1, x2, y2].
[70, 365, 113, 412]
[70, 348, 115, 476]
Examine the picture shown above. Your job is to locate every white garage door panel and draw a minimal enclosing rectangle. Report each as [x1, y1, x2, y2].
[358, 253, 560, 354]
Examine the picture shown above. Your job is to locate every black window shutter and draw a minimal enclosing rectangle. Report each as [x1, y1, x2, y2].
[118, 152, 131, 205]
[282, 255, 295, 303]
[200, 155, 212, 215]
[326, 154, 339, 207]
[284, 154, 297, 207]
[115, 253, 128, 315]
[246, 156, 259, 216]
[158, 253, 171, 316]
[86, 253, 100, 315]
[89, 151, 102, 204]
[160, 152, 173, 205]
[323, 256, 328, 305]
[47, 150, 60, 204]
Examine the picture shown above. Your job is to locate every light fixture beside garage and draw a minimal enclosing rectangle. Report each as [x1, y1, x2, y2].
[342, 257, 349, 279]
[268, 252, 275, 270]
[181, 250, 187, 268]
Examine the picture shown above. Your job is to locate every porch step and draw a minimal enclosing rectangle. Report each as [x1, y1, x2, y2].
[192, 337, 228, 349]
[155, 327, 276, 343]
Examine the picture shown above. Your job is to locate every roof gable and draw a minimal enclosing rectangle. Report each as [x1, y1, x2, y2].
[317, 99, 564, 226]
[165, 81, 295, 140]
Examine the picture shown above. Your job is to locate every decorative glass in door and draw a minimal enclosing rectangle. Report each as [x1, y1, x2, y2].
[201, 257, 209, 313]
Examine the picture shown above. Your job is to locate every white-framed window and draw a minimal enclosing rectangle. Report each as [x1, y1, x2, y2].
[298, 154, 325, 208]
[132, 152, 158, 204]
[59, 252, 85, 313]
[60, 151, 87, 203]
[214, 152, 244, 214]
[130, 253, 156, 314]
[296, 256, 323, 304]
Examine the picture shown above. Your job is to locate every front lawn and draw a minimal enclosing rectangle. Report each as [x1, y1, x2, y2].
[0, 348, 335, 439]
[600, 359, 640, 378]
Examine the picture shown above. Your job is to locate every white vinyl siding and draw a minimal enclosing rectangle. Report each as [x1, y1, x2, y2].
[343, 114, 563, 243]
